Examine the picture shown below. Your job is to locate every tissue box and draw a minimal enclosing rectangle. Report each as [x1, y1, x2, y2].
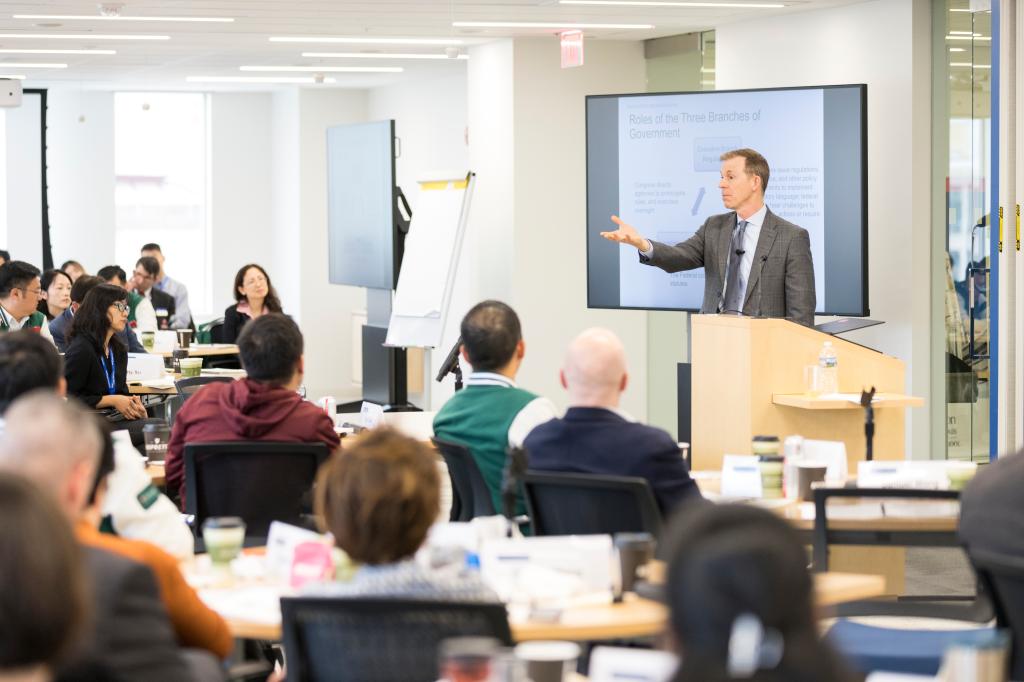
[126, 353, 166, 381]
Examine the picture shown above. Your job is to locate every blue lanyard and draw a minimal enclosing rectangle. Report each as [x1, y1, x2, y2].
[100, 347, 116, 395]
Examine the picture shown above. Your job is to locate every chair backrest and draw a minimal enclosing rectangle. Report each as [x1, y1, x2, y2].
[965, 547, 1024, 680]
[175, 375, 234, 401]
[432, 437, 496, 521]
[522, 471, 662, 537]
[813, 487, 989, 620]
[281, 597, 512, 682]
[184, 441, 330, 545]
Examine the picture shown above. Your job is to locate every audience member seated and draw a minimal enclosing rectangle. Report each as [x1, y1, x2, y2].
[524, 328, 701, 515]
[663, 504, 858, 682]
[140, 244, 192, 330]
[50, 276, 145, 354]
[0, 330, 192, 558]
[63, 284, 151, 441]
[165, 313, 340, 504]
[960, 447, 1024, 559]
[60, 260, 86, 283]
[37, 268, 73, 322]
[97, 264, 157, 334]
[0, 471, 89, 682]
[307, 427, 497, 601]
[433, 300, 558, 516]
[77, 427, 232, 661]
[0, 393, 192, 682]
[223, 263, 282, 343]
[132, 257, 176, 331]
[0, 261, 54, 343]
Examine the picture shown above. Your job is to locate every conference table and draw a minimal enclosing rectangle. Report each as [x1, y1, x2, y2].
[185, 559, 884, 643]
[154, 343, 240, 359]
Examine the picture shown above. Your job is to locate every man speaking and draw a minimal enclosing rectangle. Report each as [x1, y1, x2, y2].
[601, 148, 816, 327]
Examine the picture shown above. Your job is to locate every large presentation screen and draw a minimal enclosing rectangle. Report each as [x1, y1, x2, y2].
[327, 119, 397, 290]
[586, 84, 867, 316]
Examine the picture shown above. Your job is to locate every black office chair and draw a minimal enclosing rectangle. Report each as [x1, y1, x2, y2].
[522, 471, 662, 537]
[175, 375, 234, 401]
[281, 597, 512, 682]
[184, 442, 330, 548]
[966, 547, 1024, 680]
[432, 437, 496, 521]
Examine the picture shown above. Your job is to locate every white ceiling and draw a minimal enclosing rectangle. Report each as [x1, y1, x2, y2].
[0, 0, 869, 90]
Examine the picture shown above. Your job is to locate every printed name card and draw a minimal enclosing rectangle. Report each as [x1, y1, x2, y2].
[360, 401, 385, 429]
[721, 454, 763, 499]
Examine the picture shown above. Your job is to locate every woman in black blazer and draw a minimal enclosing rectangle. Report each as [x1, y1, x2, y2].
[64, 284, 148, 422]
[222, 264, 283, 343]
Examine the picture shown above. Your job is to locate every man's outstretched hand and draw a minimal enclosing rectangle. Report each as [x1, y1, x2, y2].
[600, 216, 650, 252]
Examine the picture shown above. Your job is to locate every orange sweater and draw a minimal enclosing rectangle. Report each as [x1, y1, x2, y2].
[77, 522, 233, 659]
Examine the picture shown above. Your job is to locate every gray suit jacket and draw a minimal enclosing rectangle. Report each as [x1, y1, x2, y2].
[640, 208, 817, 327]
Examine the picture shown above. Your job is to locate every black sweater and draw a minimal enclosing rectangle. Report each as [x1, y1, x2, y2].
[63, 334, 129, 408]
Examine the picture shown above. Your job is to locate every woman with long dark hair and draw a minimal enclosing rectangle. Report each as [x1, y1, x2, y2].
[63, 284, 147, 422]
[222, 264, 282, 343]
[664, 504, 860, 682]
[37, 269, 73, 321]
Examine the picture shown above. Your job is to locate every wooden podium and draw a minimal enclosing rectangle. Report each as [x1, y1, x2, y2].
[691, 315, 923, 472]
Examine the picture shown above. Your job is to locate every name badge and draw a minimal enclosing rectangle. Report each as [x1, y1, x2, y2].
[721, 454, 763, 499]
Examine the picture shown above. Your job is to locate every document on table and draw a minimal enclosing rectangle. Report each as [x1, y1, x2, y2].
[198, 586, 285, 625]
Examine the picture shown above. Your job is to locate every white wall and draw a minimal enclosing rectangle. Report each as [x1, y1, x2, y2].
[209, 92, 274, 317]
[6, 93, 48, 267]
[716, 0, 934, 457]
[46, 90, 116, 273]
[464, 38, 650, 418]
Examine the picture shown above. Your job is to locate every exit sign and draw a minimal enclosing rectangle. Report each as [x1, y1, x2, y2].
[560, 30, 584, 69]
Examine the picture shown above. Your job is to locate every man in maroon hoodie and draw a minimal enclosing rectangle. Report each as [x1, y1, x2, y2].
[164, 313, 340, 505]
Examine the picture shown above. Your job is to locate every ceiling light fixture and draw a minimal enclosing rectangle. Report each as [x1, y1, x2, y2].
[240, 65, 403, 73]
[559, 0, 783, 7]
[945, 35, 991, 41]
[271, 36, 464, 46]
[186, 76, 338, 84]
[948, 47, 966, 52]
[15, 14, 233, 23]
[452, 21, 654, 29]
[0, 48, 116, 54]
[0, 74, 26, 79]
[0, 62, 67, 68]
[301, 51, 468, 60]
[0, 33, 169, 40]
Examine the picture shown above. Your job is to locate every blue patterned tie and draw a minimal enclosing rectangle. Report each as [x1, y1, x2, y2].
[722, 220, 748, 313]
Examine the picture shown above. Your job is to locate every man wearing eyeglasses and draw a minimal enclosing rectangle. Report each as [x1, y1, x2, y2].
[132, 257, 176, 332]
[0, 261, 55, 344]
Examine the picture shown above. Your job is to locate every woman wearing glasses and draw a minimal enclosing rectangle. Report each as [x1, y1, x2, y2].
[64, 284, 149, 435]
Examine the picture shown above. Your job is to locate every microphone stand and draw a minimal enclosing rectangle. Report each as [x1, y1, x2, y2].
[860, 387, 876, 461]
[435, 336, 464, 392]
[501, 446, 529, 537]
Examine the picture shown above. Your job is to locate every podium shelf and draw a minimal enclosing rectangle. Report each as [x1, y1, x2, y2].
[772, 393, 925, 410]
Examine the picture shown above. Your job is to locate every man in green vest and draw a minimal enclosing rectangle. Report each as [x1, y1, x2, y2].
[0, 261, 54, 344]
[433, 300, 558, 517]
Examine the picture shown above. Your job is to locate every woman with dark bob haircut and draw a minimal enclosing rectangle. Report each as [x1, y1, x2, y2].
[663, 504, 859, 682]
[222, 263, 282, 343]
[37, 268, 73, 321]
[64, 284, 148, 425]
[307, 427, 495, 601]
[0, 472, 88, 679]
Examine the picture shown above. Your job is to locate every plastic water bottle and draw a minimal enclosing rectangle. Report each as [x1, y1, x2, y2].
[818, 341, 838, 395]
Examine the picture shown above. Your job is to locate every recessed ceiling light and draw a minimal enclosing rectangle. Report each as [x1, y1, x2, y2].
[0, 62, 67, 68]
[949, 62, 973, 67]
[187, 76, 338, 84]
[949, 30, 974, 35]
[271, 36, 465, 46]
[559, 0, 783, 6]
[0, 33, 169, 40]
[15, 14, 233, 23]
[452, 21, 654, 29]
[948, 47, 966, 52]
[301, 51, 468, 60]
[240, 65, 403, 73]
[0, 74, 26, 79]
[0, 48, 115, 54]
[946, 35, 990, 41]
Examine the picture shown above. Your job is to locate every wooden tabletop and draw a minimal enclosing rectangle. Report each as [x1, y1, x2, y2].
[146, 463, 165, 487]
[154, 344, 240, 359]
[196, 570, 884, 643]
